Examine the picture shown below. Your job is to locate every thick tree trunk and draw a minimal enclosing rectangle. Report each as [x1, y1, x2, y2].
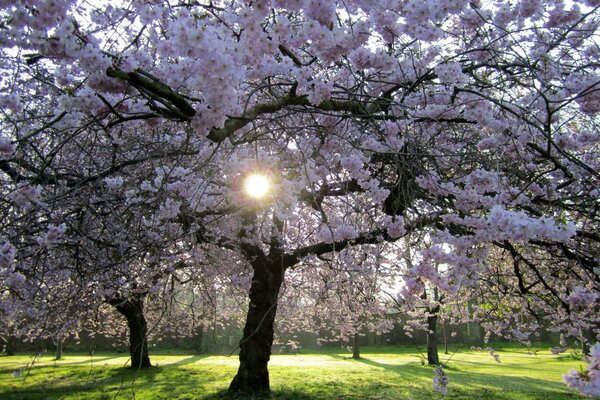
[427, 313, 439, 365]
[114, 296, 152, 369]
[228, 263, 284, 396]
[352, 332, 361, 359]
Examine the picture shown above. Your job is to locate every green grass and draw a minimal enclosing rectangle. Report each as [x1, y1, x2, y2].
[0, 345, 587, 399]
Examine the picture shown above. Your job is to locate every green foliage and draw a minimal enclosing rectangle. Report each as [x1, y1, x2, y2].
[0, 346, 586, 399]
[570, 349, 584, 361]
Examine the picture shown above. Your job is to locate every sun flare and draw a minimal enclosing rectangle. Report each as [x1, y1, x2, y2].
[244, 174, 270, 199]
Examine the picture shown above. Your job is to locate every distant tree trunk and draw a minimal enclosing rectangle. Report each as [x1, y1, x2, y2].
[422, 286, 440, 366]
[195, 324, 204, 353]
[427, 312, 440, 365]
[581, 327, 595, 356]
[55, 336, 63, 360]
[352, 332, 361, 359]
[3, 336, 15, 356]
[228, 260, 284, 396]
[112, 295, 152, 369]
[442, 321, 448, 355]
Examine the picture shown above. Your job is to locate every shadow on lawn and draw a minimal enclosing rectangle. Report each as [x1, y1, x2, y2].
[202, 388, 381, 400]
[328, 354, 580, 399]
[1, 354, 582, 400]
[0, 356, 124, 378]
[61, 355, 123, 366]
[1, 364, 213, 400]
[171, 354, 208, 366]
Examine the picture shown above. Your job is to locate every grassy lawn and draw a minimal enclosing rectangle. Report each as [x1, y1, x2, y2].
[0, 345, 587, 399]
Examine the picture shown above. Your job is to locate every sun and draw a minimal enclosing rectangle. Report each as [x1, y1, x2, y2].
[244, 174, 270, 199]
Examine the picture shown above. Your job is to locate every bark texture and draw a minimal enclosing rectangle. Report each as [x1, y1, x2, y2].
[427, 313, 440, 365]
[228, 259, 284, 396]
[113, 296, 152, 369]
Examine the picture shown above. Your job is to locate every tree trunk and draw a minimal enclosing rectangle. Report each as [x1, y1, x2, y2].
[352, 332, 361, 359]
[55, 336, 63, 360]
[194, 324, 204, 353]
[581, 326, 595, 356]
[422, 286, 440, 365]
[427, 313, 439, 365]
[114, 296, 152, 369]
[442, 321, 448, 355]
[4, 336, 15, 356]
[228, 262, 284, 396]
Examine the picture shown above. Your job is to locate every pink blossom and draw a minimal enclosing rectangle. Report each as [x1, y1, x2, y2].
[8, 184, 42, 207]
[318, 227, 335, 243]
[385, 216, 406, 239]
[564, 345, 600, 398]
[0, 135, 16, 159]
[104, 176, 124, 190]
[434, 62, 467, 84]
[340, 154, 364, 173]
[36, 224, 66, 246]
[6, 272, 25, 289]
[0, 240, 16, 271]
[0, 94, 23, 114]
[567, 286, 599, 307]
[334, 225, 358, 241]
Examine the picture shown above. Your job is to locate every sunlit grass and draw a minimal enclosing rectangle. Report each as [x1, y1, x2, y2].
[0, 345, 586, 399]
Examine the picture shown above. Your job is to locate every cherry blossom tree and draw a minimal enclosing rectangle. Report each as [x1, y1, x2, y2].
[1, 0, 600, 397]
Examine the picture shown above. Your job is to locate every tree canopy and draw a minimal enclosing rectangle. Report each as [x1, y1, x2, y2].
[1, 0, 599, 396]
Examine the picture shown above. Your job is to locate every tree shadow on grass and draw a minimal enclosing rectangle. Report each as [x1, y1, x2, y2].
[171, 354, 208, 366]
[328, 353, 582, 399]
[202, 388, 374, 400]
[1, 354, 583, 400]
[60, 355, 122, 366]
[327, 353, 425, 372]
[0, 356, 124, 377]
[1, 364, 215, 400]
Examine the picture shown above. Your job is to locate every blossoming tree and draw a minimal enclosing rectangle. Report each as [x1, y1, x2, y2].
[1, 0, 599, 397]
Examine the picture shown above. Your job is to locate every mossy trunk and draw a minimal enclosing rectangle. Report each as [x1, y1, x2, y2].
[114, 296, 152, 369]
[228, 263, 284, 396]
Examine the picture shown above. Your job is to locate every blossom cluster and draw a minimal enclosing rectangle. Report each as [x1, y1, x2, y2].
[36, 224, 67, 246]
[0, 240, 24, 289]
[564, 343, 600, 397]
[567, 286, 599, 308]
[8, 184, 42, 208]
[0, 134, 16, 160]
